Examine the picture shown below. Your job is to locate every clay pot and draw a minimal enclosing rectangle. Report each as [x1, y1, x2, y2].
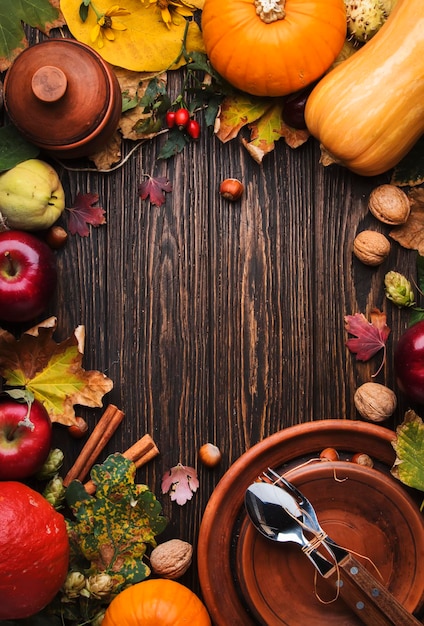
[4, 38, 122, 159]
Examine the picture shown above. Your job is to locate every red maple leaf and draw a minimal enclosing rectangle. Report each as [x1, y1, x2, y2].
[345, 308, 391, 376]
[139, 175, 172, 207]
[161, 463, 199, 506]
[66, 192, 106, 236]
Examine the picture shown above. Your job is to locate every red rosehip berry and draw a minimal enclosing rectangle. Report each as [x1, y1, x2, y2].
[187, 119, 200, 140]
[165, 111, 176, 128]
[174, 107, 190, 129]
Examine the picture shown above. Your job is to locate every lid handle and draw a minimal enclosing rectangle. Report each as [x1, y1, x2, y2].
[31, 66, 67, 103]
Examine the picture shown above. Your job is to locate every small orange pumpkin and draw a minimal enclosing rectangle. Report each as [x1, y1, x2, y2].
[102, 579, 212, 626]
[201, 0, 347, 97]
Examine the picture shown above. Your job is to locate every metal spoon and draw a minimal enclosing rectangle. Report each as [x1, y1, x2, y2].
[244, 482, 334, 575]
[244, 481, 421, 626]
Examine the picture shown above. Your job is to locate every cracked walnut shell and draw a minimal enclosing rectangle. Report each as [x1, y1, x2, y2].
[353, 230, 390, 266]
[368, 184, 410, 225]
[354, 382, 397, 422]
[150, 539, 193, 579]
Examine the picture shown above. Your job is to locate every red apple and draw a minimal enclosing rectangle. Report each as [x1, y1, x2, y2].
[0, 398, 52, 480]
[394, 320, 424, 404]
[0, 230, 57, 323]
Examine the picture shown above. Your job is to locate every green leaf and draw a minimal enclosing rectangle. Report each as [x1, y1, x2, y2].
[0, 0, 65, 71]
[158, 127, 189, 159]
[391, 136, 424, 187]
[391, 410, 424, 492]
[66, 454, 167, 587]
[0, 126, 40, 172]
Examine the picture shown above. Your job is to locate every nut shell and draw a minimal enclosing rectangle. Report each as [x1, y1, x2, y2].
[219, 178, 244, 201]
[354, 382, 397, 422]
[353, 230, 390, 266]
[199, 442, 222, 467]
[150, 539, 193, 579]
[368, 184, 410, 225]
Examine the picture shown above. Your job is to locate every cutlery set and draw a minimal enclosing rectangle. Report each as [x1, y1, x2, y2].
[245, 469, 422, 626]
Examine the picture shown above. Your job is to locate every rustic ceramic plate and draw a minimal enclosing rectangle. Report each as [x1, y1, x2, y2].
[236, 461, 424, 625]
[197, 420, 424, 626]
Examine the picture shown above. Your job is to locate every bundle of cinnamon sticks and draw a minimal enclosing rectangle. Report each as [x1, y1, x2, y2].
[63, 404, 159, 495]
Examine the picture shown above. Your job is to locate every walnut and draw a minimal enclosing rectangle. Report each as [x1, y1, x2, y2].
[368, 184, 410, 225]
[353, 230, 390, 265]
[150, 539, 193, 579]
[354, 382, 397, 422]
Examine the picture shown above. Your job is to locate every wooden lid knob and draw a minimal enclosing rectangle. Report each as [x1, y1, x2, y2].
[31, 65, 67, 102]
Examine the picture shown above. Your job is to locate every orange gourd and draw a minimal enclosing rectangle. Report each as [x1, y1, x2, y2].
[101, 579, 212, 626]
[201, 0, 347, 97]
[304, 0, 424, 176]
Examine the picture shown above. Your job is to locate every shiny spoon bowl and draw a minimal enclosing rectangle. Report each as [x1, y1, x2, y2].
[244, 482, 334, 575]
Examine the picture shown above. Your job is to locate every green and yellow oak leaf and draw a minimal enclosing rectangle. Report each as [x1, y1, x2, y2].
[66, 454, 167, 585]
[0, 0, 65, 71]
[0, 317, 113, 426]
[60, 0, 205, 72]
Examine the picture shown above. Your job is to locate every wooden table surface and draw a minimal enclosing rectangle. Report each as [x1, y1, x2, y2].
[2, 26, 422, 625]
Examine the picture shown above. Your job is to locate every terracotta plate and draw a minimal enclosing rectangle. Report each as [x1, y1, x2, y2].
[236, 461, 424, 625]
[197, 420, 424, 626]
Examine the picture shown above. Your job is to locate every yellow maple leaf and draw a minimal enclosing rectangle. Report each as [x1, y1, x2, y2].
[60, 0, 205, 72]
[0, 319, 113, 426]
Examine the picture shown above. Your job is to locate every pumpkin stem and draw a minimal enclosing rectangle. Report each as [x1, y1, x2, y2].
[254, 0, 285, 23]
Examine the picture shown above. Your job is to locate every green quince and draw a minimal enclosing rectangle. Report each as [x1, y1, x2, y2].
[0, 159, 65, 230]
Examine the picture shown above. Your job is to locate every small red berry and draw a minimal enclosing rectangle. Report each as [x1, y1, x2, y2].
[165, 111, 176, 128]
[174, 107, 190, 129]
[187, 119, 200, 140]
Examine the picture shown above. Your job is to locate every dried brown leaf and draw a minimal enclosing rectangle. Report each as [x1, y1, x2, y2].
[390, 188, 424, 253]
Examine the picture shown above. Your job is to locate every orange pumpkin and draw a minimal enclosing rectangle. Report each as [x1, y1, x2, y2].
[201, 0, 347, 97]
[102, 579, 212, 626]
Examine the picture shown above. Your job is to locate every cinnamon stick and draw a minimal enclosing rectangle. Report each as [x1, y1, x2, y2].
[83, 433, 159, 495]
[63, 404, 124, 487]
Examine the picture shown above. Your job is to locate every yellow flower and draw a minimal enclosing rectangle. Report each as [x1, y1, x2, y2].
[147, 0, 197, 28]
[90, 5, 130, 48]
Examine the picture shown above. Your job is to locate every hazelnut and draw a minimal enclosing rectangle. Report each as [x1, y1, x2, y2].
[45, 225, 68, 249]
[354, 382, 397, 422]
[368, 184, 410, 225]
[319, 447, 339, 462]
[198, 442, 222, 468]
[353, 230, 390, 266]
[219, 178, 244, 201]
[68, 416, 89, 439]
[351, 452, 374, 468]
[150, 539, 193, 579]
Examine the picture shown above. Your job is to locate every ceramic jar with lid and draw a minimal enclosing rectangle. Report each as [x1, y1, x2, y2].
[4, 38, 122, 159]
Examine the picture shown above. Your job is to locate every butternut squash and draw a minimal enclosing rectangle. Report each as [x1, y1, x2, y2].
[304, 0, 424, 177]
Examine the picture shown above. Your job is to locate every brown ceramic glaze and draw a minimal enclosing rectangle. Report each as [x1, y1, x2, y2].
[4, 39, 122, 158]
[197, 420, 424, 626]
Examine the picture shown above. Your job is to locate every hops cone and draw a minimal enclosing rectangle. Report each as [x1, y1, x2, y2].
[0, 481, 69, 619]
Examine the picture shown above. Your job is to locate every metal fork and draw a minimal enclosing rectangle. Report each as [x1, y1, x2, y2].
[261, 467, 348, 562]
[258, 467, 422, 626]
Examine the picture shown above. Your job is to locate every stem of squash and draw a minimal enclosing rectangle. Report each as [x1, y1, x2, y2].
[254, 0, 285, 23]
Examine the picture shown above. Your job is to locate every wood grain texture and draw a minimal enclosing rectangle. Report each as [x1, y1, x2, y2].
[2, 30, 419, 617]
